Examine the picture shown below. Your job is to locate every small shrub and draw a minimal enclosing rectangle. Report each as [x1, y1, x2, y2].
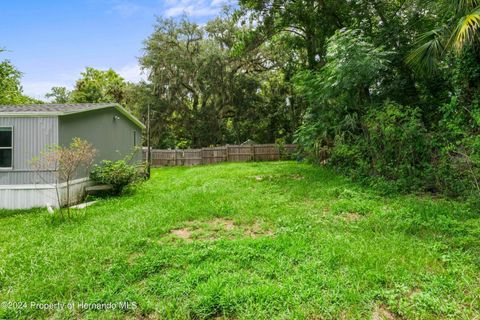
[90, 159, 140, 195]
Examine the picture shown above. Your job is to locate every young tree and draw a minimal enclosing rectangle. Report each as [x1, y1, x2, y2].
[31, 138, 96, 218]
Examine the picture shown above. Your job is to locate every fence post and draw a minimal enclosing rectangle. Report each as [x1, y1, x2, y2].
[146, 143, 297, 167]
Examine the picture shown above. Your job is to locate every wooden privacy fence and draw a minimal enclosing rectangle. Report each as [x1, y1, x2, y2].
[144, 144, 297, 167]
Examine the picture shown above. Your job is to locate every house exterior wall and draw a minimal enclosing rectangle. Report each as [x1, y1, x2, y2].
[0, 116, 58, 185]
[0, 107, 143, 209]
[58, 108, 142, 174]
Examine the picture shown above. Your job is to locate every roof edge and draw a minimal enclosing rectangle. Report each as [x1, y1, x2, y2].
[0, 103, 146, 129]
[61, 103, 145, 129]
[113, 104, 146, 130]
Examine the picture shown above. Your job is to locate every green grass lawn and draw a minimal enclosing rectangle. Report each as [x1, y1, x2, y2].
[0, 162, 479, 319]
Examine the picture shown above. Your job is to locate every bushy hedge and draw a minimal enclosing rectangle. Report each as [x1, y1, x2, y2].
[90, 159, 140, 195]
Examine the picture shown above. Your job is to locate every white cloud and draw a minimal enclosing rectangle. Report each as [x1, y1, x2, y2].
[164, 4, 220, 18]
[108, 0, 236, 19]
[210, 0, 229, 6]
[110, 3, 144, 17]
[163, 0, 235, 18]
[22, 81, 73, 100]
[118, 63, 147, 83]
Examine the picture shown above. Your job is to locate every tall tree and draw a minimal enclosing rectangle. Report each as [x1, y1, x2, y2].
[70, 67, 127, 104]
[45, 86, 71, 103]
[140, 13, 297, 148]
[238, 0, 347, 70]
[0, 51, 42, 104]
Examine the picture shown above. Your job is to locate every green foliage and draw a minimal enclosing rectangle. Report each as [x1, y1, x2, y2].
[292, 21, 480, 196]
[0, 58, 41, 104]
[331, 102, 433, 192]
[1, 163, 479, 318]
[0, 60, 24, 104]
[45, 86, 71, 103]
[407, 0, 480, 73]
[45, 67, 128, 105]
[294, 29, 390, 160]
[70, 67, 126, 104]
[319, 29, 391, 99]
[90, 158, 139, 195]
[138, 13, 300, 148]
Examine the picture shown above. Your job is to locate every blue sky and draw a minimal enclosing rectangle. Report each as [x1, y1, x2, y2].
[0, 0, 235, 100]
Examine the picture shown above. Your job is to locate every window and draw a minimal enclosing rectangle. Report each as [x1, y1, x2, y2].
[0, 127, 13, 168]
[133, 131, 137, 147]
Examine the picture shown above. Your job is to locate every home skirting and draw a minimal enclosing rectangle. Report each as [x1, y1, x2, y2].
[0, 178, 93, 210]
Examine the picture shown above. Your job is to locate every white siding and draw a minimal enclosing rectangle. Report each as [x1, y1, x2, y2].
[0, 116, 58, 184]
[0, 178, 93, 209]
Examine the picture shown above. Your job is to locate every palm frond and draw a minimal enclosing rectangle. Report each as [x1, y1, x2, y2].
[458, 0, 480, 12]
[452, 7, 480, 51]
[406, 27, 449, 74]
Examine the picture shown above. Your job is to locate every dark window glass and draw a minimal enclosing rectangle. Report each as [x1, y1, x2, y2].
[0, 149, 12, 168]
[0, 128, 12, 148]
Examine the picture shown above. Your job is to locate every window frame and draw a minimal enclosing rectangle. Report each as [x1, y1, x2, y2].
[0, 126, 13, 170]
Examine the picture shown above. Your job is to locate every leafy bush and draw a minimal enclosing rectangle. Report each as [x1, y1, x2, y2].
[328, 102, 433, 192]
[90, 159, 140, 195]
[294, 29, 437, 193]
[294, 28, 391, 162]
[434, 98, 480, 196]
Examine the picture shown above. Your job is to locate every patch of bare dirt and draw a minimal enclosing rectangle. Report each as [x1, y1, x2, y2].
[407, 287, 422, 299]
[170, 228, 192, 241]
[337, 212, 362, 222]
[127, 252, 144, 265]
[290, 174, 304, 180]
[211, 218, 235, 230]
[244, 221, 274, 238]
[167, 218, 274, 242]
[372, 304, 396, 320]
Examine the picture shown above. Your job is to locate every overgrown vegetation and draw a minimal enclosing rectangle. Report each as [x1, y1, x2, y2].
[0, 163, 478, 319]
[3, 1, 480, 197]
[236, 0, 480, 198]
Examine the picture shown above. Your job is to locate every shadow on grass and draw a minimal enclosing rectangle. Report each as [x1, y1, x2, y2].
[0, 208, 43, 220]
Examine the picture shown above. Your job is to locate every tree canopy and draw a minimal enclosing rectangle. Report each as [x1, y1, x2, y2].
[0, 50, 41, 104]
[8, 0, 480, 197]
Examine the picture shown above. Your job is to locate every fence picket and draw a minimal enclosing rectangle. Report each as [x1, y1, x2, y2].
[144, 143, 296, 167]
